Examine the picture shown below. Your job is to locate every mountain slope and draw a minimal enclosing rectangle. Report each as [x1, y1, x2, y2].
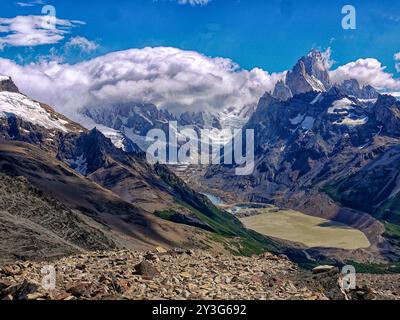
[0, 174, 116, 265]
[0, 76, 283, 263]
[0, 141, 224, 256]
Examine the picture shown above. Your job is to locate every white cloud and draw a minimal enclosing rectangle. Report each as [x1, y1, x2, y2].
[0, 15, 84, 49]
[176, 0, 211, 5]
[330, 58, 400, 90]
[15, 0, 44, 7]
[64, 36, 99, 54]
[1, 45, 397, 124]
[0, 47, 282, 121]
[395, 52, 400, 73]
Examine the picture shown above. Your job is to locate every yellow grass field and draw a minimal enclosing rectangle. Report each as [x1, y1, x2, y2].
[240, 208, 371, 250]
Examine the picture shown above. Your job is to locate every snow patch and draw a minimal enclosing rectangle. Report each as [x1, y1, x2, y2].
[96, 125, 126, 150]
[0, 75, 10, 82]
[306, 75, 325, 92]
[301, 116, 315, 130]
[290, 114, 305, 125]
[327, 98, 355, 114]
[334, 116, 368, 126]
[311, 93, 323, 105]
[0, 92, 69, 132]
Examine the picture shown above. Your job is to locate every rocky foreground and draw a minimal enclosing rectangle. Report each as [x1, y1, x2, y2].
[1, 249, 399, 301]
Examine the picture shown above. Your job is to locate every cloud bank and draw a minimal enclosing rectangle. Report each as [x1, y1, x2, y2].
[1, 46, 399, 125]
[0, 47, 282, 120]
[330, 57, 400, 90]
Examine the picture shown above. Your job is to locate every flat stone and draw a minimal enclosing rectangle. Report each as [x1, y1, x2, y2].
[27, 292, 46, 300]
[180, 272, 191, 278]
[155, 246, 168, 253]
[312, 265, 336, 274]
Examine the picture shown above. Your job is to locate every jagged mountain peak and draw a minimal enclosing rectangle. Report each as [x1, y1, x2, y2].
[290, 49, 331, 88]
[302, 49, 331, 88]
[272, 50, 332, 100]
[335, 79, 379, 100]
[272, 50, 381, 102]
[0, 75, 19, 93]
[272, 79, 293, 101]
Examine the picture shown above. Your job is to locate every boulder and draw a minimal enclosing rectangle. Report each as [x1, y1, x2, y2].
[134, 261, 160, 280]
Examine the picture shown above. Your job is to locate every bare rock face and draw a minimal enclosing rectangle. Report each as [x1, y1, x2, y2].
[336, 79, 379, 99]
[285, 50, 331, 95]
[0, 76, 19, 93]
[374, 94, 400, 137]
[270, 50, 333, 105]
[272, 80, 293, 101]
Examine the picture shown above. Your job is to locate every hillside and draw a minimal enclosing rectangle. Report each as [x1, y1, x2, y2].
[1, 248, 399, 300]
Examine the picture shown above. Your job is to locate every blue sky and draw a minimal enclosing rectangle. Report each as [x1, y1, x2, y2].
[0, 0, 399, 118]
[0, 0, 399, 73]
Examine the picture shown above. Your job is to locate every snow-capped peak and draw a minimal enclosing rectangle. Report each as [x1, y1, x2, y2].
[0, 91, 71, 132]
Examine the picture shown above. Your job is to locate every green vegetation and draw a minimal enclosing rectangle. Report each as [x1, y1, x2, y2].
[383, 222, 400, 241]
[154, 210, 176, 220]
[154, 164, 281, 256]
[376, 194, 400, 225]
[322, 184, 342, 203]
[345, 261, 400, 274]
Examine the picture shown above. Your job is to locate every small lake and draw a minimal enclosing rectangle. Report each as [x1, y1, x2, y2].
[202, 193, 225, 206]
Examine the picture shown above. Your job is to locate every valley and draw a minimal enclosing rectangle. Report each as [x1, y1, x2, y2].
[202, 190, 370, 250]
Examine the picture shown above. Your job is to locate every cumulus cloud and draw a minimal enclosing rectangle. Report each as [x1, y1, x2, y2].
[0, 47, 282, 121]
[0, 15, 84, 49]
[330, 58, 400, 90]
[64, 36, 99, 54]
